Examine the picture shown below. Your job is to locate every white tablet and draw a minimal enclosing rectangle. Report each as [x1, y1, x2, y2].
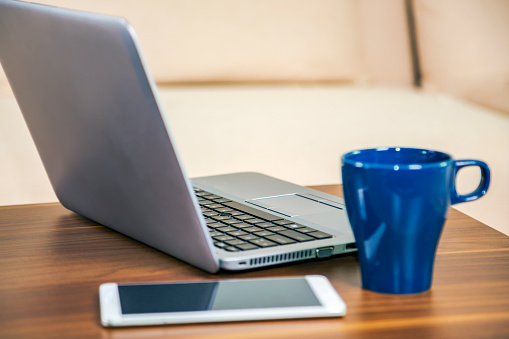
[99, 275, 346, 327]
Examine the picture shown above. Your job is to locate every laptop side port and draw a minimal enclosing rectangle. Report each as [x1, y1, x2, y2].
[316, 246, 334, 258]
[345, 242, 357, 251]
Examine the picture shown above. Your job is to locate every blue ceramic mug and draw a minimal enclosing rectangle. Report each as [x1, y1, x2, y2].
[341, 147, 490, 294]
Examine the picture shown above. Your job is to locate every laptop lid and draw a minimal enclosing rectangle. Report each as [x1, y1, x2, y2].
[0, 0, 220, 272]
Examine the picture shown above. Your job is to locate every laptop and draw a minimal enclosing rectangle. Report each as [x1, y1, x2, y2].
[0, 0, 355, 273]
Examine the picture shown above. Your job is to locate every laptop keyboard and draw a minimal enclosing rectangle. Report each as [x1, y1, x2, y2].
[194, 188, 333, 252]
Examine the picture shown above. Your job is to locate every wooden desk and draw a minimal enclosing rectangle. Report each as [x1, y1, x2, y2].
[1, 185, 509, 338]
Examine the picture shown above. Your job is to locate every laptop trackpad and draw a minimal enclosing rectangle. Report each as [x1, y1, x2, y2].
[248, 194, 342, 218]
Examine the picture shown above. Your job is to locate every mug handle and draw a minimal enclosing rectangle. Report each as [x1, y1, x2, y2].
[451, 160, 491, 205]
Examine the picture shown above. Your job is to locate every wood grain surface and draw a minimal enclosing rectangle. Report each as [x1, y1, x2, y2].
[1, 185, 508, 339]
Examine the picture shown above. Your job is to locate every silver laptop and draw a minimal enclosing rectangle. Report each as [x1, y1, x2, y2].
[0, 0, 355, 273]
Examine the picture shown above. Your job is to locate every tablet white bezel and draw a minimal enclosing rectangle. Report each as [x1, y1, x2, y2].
[99, 276, 346, 327]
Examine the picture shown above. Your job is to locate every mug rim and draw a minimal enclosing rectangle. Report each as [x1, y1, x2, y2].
[342, 147, 453, 170]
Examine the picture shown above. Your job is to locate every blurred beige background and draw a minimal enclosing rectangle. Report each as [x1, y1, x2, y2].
[1, 0, 508, 235]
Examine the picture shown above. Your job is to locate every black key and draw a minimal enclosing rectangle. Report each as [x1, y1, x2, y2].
[265, 234, 296, 245]
[256, 222, 275, 228]
[209, 231, 223, 237]
[277, 230, 314, 242]
[245, 218, 265, 224]
[273, 220, 295, 226]
[284, 223, 305, 230]
[215, 208, 234, 213]
[208, 222, 226, 228]
[195, 190, 212, 197]
[307, 231, 333, 239]
[206, 194, 223, 200]
[254, 230, 275, 237]
[214, 198, 232, 203]
[249, 239, 277, 248]
[213, 235, 235, 242]
[214, 242, 227, 248]
[205, 204, 224, 210]
[296, 227, 319, 233]
[238, 234, 260, 241]
[236, 243, 259, 251]
[266, 226, 287, 232]
[224, 246, 240, 252]
[227, 230, 248, 237]
[222, 202, 283, 221]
